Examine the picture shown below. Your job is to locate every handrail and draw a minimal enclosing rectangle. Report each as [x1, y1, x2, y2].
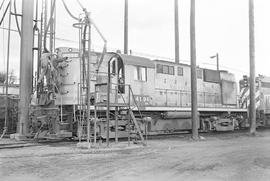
[94, 82, 143, 118]
[129, 87, 144, 120]
[95, 82, 133, 87]
[155, 87, 222, 95]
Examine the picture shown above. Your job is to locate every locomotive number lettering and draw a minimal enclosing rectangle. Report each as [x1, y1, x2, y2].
[134, 95, 151, 106]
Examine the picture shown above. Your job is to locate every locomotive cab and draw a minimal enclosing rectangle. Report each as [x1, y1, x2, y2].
[107, 53, 125, 94]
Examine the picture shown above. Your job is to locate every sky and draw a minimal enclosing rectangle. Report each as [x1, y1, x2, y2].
[0, 0, 270, 82]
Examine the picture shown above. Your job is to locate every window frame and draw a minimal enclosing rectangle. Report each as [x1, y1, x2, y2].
[157, 64, 163, 73]
[197, 69, 203, 79]
[177, 67, 183, 76]
[168, 66, 174, 75]
[134, 66, 147, 82]
[156, 64, 175, 75]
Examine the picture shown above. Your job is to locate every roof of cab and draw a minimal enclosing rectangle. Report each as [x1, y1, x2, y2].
[119, 54, 155, 68]
[154, 59, 190, 67]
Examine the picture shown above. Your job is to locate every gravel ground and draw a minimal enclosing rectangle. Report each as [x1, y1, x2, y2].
[1, 131, 270, 181]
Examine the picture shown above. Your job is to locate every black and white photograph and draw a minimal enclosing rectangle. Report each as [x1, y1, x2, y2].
[1, 0, 270, 180]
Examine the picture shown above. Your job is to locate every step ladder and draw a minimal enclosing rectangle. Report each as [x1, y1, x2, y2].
[130, 109, 145, 144]
[94, 82, 146, 146]
[77, 19, 92, 141]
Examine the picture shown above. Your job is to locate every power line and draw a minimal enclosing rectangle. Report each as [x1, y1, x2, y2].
[1, 3, 6, 72]
[0, 26, 77, 43]
[0, 0, 6, 12]
[0, 1, 10, 26]
[61, 0, 79, 21]
[0, 29, 249, 75]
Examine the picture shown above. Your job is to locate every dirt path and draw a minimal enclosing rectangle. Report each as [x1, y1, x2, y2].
[1, 131, 270, 181]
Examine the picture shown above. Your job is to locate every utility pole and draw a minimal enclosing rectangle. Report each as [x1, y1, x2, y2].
[211, 53, 219, 72]
[86, 13, 92, 145]
[49, 0, 55, 52]
[115, 58, 119, 144]
[124, 0, 128, 54]
[4, 0, 12, 136]
[18, 0, 34, 137]
[216, 53, 219, 72]
[44, 0, 48, 51]
[190, 0, 198, 140]
[249, 0, 256, 134]
[210, 53, 220, 79]
[174, 0, 179, 64]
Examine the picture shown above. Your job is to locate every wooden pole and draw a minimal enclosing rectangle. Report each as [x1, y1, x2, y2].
[190, 0, 198, 140]
[174, 0, 179, 64]
[249, 0, 256, 134]
[4, 0, 12, 133]
[43, 0, 47, 51]
[19, 0, 34, 135]
[106, 63, 111, 147]
[49, 0, 55, 52]
[216, 53, 220, 82]
[87, 15, 92, 145]
[216, 53, 219, 72]
[115, 59, 119, 143]
[124, 0, 128, 54]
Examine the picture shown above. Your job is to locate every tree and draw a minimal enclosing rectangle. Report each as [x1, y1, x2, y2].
[0, 70, 17, 84]
[8, 70, 16, 84]
[0, 72, 5, 83]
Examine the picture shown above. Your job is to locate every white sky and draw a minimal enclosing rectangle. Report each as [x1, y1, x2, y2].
[0, 0, 270, 81]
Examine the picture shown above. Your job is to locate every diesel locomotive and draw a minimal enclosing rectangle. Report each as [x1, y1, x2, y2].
[26, 47, 270, 139]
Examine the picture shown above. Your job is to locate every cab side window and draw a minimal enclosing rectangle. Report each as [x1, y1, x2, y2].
[157, 64, 175, 75]
[134, 66, 147, 81]
[177, 67, 183, 76]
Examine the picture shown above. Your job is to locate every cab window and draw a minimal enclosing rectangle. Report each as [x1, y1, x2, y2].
[157, 64, 175, 75]
[134, 66, 147, 81]
[197, 69, 203, 79]
[177, 67, 183, 76]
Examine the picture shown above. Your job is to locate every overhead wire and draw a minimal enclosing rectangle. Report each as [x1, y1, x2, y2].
[0, 29, 247, 76]
[13, 0, 20, 36]
[74, 0, 107, 73]
[0, 1, 10, 26]
[0, 0, 6, 11]
[0, 26, 78, 43]
[61, 0, 80, 21]
[5, 1, 245, 75]
[44, 0, 56, 51]
[75, 0, 107, 44]
[1, 1, 6, 73]
[76, 0, 84, 11]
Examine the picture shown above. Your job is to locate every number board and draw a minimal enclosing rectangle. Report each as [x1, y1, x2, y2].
[133, 95, 151, 107]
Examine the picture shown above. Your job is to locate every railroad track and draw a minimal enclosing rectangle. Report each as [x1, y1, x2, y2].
[1, 127, 269, 149]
